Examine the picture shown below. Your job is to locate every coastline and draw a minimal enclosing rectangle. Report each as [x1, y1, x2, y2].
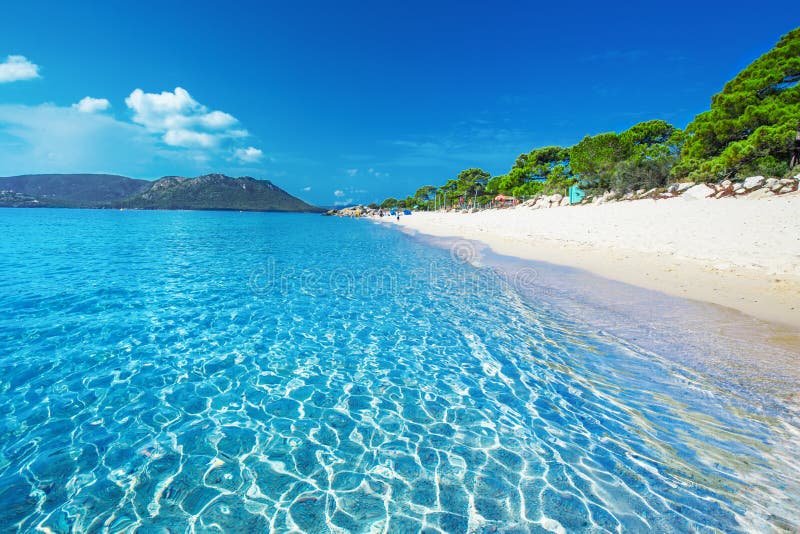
[381, 192, 800, 330]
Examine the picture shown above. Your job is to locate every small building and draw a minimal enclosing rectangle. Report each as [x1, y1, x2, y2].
[568, 185, 586, 204]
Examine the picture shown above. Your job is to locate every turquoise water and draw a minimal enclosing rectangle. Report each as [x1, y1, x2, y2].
[1, 208, 798, 532]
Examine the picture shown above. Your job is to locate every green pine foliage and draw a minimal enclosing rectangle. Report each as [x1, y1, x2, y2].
[381, 27, 799, 207]
[674, 27, 800, 180]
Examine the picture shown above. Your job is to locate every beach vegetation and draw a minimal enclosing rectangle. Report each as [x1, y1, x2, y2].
[674, 27, 800, 180]
[381, 27, 799, 206]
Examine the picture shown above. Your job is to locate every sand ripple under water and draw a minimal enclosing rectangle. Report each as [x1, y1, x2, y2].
[0, 209, 798, 532]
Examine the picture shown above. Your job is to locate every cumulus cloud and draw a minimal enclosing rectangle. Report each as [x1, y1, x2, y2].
[346, 168, 358, 177]
[125, 87, 245, 148]
[163, 129, 216, 148]
[233, 146, 263, 163]
[0, 85, 266, 178]
[302, 186, 312, 191]
[0, 103, 243, 178]
[334, 189, 345, 197]
[72, 96, 111, 113]
[0, 55, 40, 83]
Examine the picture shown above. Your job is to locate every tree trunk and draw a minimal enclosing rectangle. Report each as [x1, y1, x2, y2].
[791, 119, 800, 169]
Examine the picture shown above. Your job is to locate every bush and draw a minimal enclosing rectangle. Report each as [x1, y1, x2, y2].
[610, 158, 673, 193]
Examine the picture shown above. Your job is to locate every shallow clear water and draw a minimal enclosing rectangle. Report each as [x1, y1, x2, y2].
[0, 208, 798, 533]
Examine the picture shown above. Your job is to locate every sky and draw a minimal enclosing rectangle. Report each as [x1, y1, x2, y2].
[0, 1, 796, 207]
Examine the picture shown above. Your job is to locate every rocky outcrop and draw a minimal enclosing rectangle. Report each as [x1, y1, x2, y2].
[325, 205, 382, 217]
[509, 174, 799, 212]
[743, 176, 765, 190]
[682, 184, 716, 200]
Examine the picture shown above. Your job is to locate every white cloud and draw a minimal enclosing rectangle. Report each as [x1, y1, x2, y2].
[346, 168, 358, 177]
[0, 55, 40, 83]
[302, 186, 311, 191]
[163, 129, 217, 148]
[72, 96, 111, 113]
[0, 103, 241, 178]
[0, 86, 264, 178]
[124, 87, 246, 148]
[334, 189, 345, 197]
[199, 110, 237, 129]
[233, 146, 263, 163]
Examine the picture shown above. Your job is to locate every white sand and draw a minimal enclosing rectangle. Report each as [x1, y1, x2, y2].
[385, 192, 800, 328]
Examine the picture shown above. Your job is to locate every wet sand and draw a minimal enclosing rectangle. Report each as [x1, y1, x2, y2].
[382, 192, 800, 330]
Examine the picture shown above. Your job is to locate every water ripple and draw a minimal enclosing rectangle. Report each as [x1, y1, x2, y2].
[0, 209, 797, 533]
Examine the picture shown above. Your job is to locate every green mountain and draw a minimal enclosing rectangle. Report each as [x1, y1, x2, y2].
[0, 173, 321, 212]
[116, 174, 321, 212]
[0, 173, 149, 206]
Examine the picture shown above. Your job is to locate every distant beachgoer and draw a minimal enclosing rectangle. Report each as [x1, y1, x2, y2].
[396, 213, 400, 221]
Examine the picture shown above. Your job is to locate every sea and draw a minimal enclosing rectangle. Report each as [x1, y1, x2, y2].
[0, 208, 798, 533]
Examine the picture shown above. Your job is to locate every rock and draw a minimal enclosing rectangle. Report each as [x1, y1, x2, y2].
[780, 178, 796, 186]
[742, 176, 765, 190]
[593, 193, 613, 204]
[622, 192, 634, 200]
[660, 192, 674, 198]
[734, 188, 746, 195]
[670, 182, 695, 193]
[559, 196, 570, 207]
[720, 179, 733, 188]
[635, 189, 645, 196]
[765, 178, 780, 190]
[642, 188, 658, 197]
[550, 193, 563, 203]
[778, 184, 796, 194]
[682, 184, 715, 200]
[714, 191, 726, 198]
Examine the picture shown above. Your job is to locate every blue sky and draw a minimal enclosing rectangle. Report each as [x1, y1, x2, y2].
[0, 1, 796, 206]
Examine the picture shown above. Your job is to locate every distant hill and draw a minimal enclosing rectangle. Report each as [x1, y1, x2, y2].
[116, 174, 321, 212]
[0, 173, 321, 212]
[0, 174, 149, 206]
[0, 190, 45, 208]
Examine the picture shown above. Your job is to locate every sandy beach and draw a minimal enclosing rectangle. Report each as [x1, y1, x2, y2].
[385, 192, 800, 329]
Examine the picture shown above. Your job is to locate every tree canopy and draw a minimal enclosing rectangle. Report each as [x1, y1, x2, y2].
[487, 146, 572, 197]
[570, 121, 682, 193]
[379, 27, 799, 208]
[674, 27, 800, 180]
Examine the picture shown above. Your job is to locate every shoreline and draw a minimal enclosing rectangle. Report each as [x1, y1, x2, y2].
[380, 192, 800, 330]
